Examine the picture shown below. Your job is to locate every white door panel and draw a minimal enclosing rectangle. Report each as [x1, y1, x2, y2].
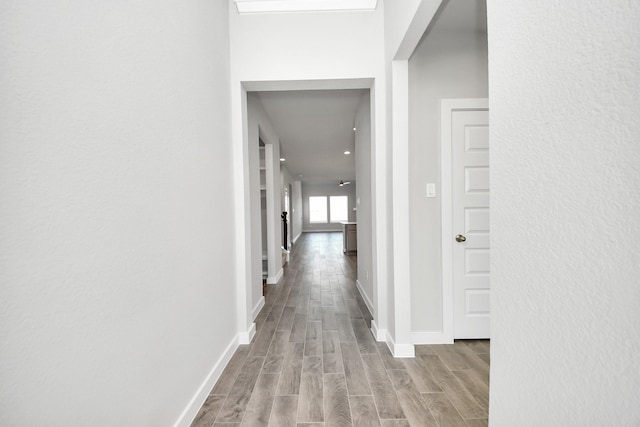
[452, 109, 490, 338]
[464, 208, 490, 233]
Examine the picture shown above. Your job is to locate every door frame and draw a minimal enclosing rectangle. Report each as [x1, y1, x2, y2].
[440, 98, 489, 342]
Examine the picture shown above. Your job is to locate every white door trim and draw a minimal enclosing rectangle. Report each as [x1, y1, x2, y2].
[441, 98, 489, 343]
[232, 78, 389, 346]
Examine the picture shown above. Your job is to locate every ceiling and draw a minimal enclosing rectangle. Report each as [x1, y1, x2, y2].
[256, 89, 366, 184]
[234, 0, 378, 14]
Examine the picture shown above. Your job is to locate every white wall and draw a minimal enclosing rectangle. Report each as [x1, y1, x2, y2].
[382, 0, 444, 355]
[291, 181, 303, 243]
[301, 183, 357, 232]
[247, 94, 282, 287]
[408, 6, 488, 334]
[354, 93, 374, 310]
[382, 0, 424, 59]
[0, 2, 236, 425]
[281, 165, 296, 248]
[488, 1, 640, 425]
[260, 147, 268, 260]
[265, 142, 283, 282]
[229, 4, 385, 83]
[247, 95, 265, 306]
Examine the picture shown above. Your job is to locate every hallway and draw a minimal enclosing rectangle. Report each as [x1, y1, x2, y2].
[192, 232, 489, 427]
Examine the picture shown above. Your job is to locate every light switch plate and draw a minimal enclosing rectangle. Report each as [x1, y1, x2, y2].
[426, 183, 436, 198]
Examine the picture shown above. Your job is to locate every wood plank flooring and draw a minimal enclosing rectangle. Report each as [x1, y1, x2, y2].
[191, 232, 490, 427]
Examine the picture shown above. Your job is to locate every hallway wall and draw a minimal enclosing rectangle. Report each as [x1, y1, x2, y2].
[355, 93, 374, 313]
[246, 93, 282, 290]
[280, 165, 300, 248]
[247, 94, 282, 288]
[408, 1, 488, 334]
[0, 2, 237, 425]
[488, 1, 640, 425]
[291, 181, 303, 243]
[229, 3, 385, 83]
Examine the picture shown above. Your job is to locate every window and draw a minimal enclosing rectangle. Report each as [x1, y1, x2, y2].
[330, 196, 348, 223]
[309, 196, 327, 223]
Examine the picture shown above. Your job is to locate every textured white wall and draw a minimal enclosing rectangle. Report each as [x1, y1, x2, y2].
[408, 14, 488, 333]
[488, 1, 640, 425]
[355, 93, 374, 310]
[0, 2, 236, 425]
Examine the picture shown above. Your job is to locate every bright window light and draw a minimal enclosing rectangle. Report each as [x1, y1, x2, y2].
[330, 196, 348, 223]
[309, 196, 328, 223]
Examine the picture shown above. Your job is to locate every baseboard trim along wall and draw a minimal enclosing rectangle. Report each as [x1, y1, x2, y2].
[174, 334, 239, 427]
[292, 232, 302, 244]
[302, 229, 342, 233]
[355, 279, 374, 317]
[266, 268, 283, 285]
[252, 296, 265, 321]
[370, 320, 386, 342]
[386, 331, 416, 358]
[412, 331, 454, 345]
[238, 322, 256, 345]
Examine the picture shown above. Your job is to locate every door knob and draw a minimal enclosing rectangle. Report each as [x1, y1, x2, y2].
[455, 234, 466, 242]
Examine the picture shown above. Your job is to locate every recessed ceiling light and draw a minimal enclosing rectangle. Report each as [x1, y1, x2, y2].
[344, 151, 351, 155]
[280, 158, 285, 162]
[353, 127, 356, 131]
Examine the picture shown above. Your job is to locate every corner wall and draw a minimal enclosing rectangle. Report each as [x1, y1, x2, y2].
[408, 14, 488, 334]
[281, 165, 300, 248]
[355, 93, 375, 311]
[247, 94, 283, 287]
[0, 1, 237, 425]
[488, 1, 640, 425]
[291, 181, 303, 243]
[382, 0, 444, 355]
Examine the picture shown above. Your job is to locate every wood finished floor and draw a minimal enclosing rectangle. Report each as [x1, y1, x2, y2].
[192, 232, 490, 427]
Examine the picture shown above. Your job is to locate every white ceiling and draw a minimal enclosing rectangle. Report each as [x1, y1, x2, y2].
[256, 89, 366, 184]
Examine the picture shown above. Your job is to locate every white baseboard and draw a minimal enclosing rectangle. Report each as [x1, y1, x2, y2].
[267, 268, 283, 284]
[292, 232, 302, 244]
[252, 297, 265, 320]
[238, 322, 256, 345]
[302, 229, 342, 233]
[412, 331, 454, 345]
[174, 335, 239, 427]
[370, 320, 386, 342]
[386, 331, 415, 358]
[355, 279, 374, 317]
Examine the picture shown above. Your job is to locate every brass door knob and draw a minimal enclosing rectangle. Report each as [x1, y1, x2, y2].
[455, 234, 466, 242]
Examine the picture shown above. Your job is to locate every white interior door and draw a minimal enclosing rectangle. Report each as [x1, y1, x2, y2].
[452, 108, 490, 338]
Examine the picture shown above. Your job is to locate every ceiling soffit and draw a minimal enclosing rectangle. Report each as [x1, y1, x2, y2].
[234, 0, 378, 14]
